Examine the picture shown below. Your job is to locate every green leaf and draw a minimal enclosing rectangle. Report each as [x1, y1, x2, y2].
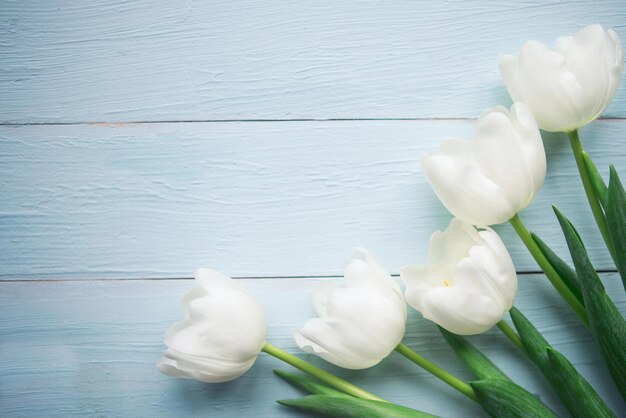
[277, 395, 439, 418]
[438, 327, 510, 380]
[554, 207, 626, 401]
[273, 369, 351, 397]
[509, 307, 550, 368]
[530, 233, 584, 306]
[510, 307, 616, 418]
[440, 327, 557, 417]
[546, 348, 616, 418]
[469, 379, 558, 418]
[582, 151, 608, 209]
[606, 165, 626, 290]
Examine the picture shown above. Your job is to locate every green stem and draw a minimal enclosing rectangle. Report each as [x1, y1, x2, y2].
[509, 214, 588, 326]
[261, 341, 386, 402]
[568, 130, 616, 260]
[395, 343, 478, 402]
[496, 319, 526, 353]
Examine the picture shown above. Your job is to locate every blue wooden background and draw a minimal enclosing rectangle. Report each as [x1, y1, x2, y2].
[1, 1, 625, 417]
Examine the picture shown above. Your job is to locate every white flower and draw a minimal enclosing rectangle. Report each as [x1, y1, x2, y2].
[401, 219, 517, 335]
[500, 24, 623, 132]
[422, 102, 546, 226]
[294, 248, 407, 369]
[157, 268, 266, 383]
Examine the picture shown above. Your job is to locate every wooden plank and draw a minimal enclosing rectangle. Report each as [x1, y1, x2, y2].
[1, 1, 625, 123]
[1, 120, 624, 280]
[0, 275, 624, 417]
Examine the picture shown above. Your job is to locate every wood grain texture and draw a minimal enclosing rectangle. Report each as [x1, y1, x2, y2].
[4, 2, 626, 418]
[1, 120, 624, 280]
[1, 0, 625, 123]
[1, 275, 624, 417]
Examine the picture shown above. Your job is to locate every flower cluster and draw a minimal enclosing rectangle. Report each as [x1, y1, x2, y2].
[156, 24, 625, 418]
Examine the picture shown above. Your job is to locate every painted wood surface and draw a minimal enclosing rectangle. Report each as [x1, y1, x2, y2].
[1, 120, 624, 280]
[3, 1, 626, 417]
[1, 274, 624, 418]
[1, 1, 625, 123]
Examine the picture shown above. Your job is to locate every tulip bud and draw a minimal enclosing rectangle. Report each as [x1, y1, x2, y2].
[157, 268, 266, 383]
[422, 102, 546, 226]
[294, 248, 407, 369]
[500, 24, 623, 132]
[401, 219, 517, 335]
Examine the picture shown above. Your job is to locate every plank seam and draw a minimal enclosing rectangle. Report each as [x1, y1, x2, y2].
[2, 117, 625, 127]
[0, 269, 618, 283]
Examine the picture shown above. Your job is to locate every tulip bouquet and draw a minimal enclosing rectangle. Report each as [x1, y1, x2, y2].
[157, 25, 625, 417]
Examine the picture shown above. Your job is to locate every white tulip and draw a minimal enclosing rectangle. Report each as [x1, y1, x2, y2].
[401, 219, 517, 335]
[500, 24, 623, 132]
[422, 102, 546, 226]
[157, 268, 266, 383]
[294, 248, 407, 369]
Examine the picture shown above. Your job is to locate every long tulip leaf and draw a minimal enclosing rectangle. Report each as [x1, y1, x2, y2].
[546, 348, 616, 418]
[277, 395, 439, 418]
[438, 327, 509, 380]
[554, 207, 626, 400]
[274, 369, 351, 397]
[509, 307, 550, 367]
[510, 307, 615, 418]
[530, 232, 584, 306]
[582, 151, 608, 208]
[469, 378, 558, 418]
[606, 165, 626, 290]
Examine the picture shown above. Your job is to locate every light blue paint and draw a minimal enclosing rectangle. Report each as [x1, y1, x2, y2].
[2, 1, 626, 416]
[0, 0, 625, 123]
[0, 121, 624, 279]
[0, 275, 624, 417]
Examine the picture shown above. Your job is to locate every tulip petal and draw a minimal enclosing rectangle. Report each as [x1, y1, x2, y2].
[428, 218, 483, 265]
[608, 29, 624, 73]
[422, 152, 516, 225]
[180, 286, 207, 316]
[453, 256, 506, 310]
[420, 287, 504, 335]
[312, 281, 339, 317]
[474, 108, 534, 211]
[294, 320, 380, 370]
[163, 319, 194, 347]
[193, 267, 233, 291]
[509, 103, 546, 202]
[190, 294, 266, 360]
[402, 263, 451, 312]
[563, 25, 612, 125]
[344, 247, 401, 294]
[158, 350, 256, 383]
[517, 40, 585, 132]
[477, 229, 518, 308]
